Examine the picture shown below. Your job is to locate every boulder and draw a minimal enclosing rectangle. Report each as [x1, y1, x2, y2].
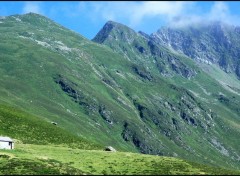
[104, 146, 116, 152]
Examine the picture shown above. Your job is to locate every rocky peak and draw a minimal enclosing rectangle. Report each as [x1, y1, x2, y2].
[104, 20, 129, 29]
[92, 20, 198, 79]
[92, 20, 137, 44]
[23, 12, 43, 17]
[92, 21, 116, 43]
[150, 21, 240, 78]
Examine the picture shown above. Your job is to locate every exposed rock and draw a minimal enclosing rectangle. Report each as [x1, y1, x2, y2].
[98, 105, 113, 124]
[93, 20, 197, 79]
[54, 75, 99, 114]
[151, 21, 240, 79]
[121, 122, 133, 142]
[132, 65, 153, 81]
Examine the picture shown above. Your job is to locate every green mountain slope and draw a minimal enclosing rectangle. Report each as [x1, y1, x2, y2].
[92, 20, 240, 169]
[0, 13, 240, 172]
[0, 104, 100, 149]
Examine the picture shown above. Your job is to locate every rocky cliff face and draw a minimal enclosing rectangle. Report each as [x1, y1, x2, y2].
[93, 21, 197, 79]
[150, 21, 240, 78]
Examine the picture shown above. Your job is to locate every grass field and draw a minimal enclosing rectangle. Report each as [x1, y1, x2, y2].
[1, 143, 240, 175]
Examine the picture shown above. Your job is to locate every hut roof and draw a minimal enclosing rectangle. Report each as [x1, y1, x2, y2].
[0, 137, 13, 142]
[105, 146, 116, 152]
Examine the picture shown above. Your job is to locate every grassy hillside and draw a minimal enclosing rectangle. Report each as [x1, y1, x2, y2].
[92, 20, 240, 170]
[0, 13, 240, 172]
[1, 144, 239, 175]
[0, 104, 101, 150]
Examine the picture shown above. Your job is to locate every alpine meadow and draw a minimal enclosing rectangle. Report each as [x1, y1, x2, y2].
[0, 12, 240, 175]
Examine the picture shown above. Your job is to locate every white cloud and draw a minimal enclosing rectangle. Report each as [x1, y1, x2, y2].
[168, 2, 240, 28]
[209, 2, 229, 21]
[81, 1, 240, 28]
[20, 1, 240, 34]
[22, 2, 43, 14]
[84, 1, 192, 27]
[208, 2, 240, 25]
[129, 1, 191, 26]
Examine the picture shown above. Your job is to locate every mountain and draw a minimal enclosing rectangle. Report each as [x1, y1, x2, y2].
[151, 21, 240, 79]
[93, 20, 240, 169]
[93, 21, 197, 79]
[0, 13, 240, 173]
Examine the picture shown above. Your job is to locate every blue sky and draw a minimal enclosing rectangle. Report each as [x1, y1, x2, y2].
[1, 1, 240, 39]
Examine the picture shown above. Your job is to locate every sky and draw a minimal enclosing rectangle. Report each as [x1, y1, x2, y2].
[1, 1, 240, 39]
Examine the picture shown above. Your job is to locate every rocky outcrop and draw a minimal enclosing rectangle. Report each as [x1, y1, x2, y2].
[151, 21, 240, 79]
[132, 65, 153, 81]
[92, 21, 198, 79]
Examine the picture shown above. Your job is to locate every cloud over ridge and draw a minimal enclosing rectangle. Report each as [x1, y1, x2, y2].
[83, 1, 240, 28]
[22, 2, 43, 14]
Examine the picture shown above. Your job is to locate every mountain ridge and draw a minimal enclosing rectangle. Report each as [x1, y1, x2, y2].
[92, 18, 240, 169]
[150, 20, 240, 79]
[0, 13, 240, 171]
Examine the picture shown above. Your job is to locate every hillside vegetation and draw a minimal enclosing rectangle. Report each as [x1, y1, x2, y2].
[0, 104, 101, 149]
[1, 144, 240, 175]
[0, 13, 240, 174]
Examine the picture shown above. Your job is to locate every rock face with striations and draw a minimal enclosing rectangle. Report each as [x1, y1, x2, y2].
[93, 21, 197, 79]
[150, 21, 240, 79]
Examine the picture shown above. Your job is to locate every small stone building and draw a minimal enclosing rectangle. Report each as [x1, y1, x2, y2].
[0, 137, 14, 149]
[104, 146, 116, 152]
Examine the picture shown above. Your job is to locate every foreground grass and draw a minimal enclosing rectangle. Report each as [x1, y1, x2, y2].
[0, 143, 239, 175]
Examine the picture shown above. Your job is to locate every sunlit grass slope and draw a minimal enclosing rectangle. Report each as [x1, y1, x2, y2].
[1, 144, 240, 175]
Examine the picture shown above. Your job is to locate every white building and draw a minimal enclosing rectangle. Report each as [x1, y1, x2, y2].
[0, 136, 14, 149]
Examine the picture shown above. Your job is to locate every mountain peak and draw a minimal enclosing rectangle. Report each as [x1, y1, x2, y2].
[151, 19, 240, 77]
[11, 12, 65, 29]
[24, 12, 42, 16]
[21, 12, 53, 21]
[10, 12, 47, 19]
[104, 20, 131, 29]
[105, 20, 120, 26]
[92, 20, 136, 43]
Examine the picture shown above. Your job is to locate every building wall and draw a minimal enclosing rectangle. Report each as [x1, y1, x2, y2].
[0, 141, 14, 149]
